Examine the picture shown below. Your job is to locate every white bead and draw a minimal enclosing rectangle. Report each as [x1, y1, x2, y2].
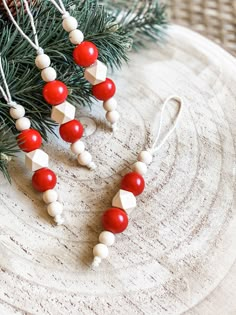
[103, 98, 117, 112]
[47, 201, 63, 217]
[15, 117, 31, 131]
[77, 151, 92, 166]
[62, 16, 78, 32]
[51, 101, 76, 124]
[25, 149, 49, 171]
[93, 243, 109, 259]
[84, 60, 107, 85]
[69, 29, 84, 44]
[132, 161, 147, 175]
[106, 110, 120, 124]
[10, 104, 25, 119]
[138, 150, 153, 165]
[35, 54, 51, 69]
[43, 189, 58, 204]
[41, 67, 57, 82]
[99, 231, 115, 246]
[70, 140, 85, 155]
[112, 189, 136, 215]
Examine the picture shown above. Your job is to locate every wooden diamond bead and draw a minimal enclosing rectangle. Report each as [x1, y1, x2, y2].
[112, 189, 136, 215]
[51, 101, 76, 125]
[84, 60, 107, 85]
[25, 149, 49, 172]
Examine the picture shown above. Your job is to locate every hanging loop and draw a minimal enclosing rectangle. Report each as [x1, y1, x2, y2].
[0, 55, 20, 107]
[148, 95, 183, 155]
[49, 0, 68, 16]
[2, 0, 44, 55]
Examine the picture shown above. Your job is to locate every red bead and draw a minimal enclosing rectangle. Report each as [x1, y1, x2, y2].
[121, 172, 145, 196]
[32, 168, 57, 192]
[17, 129, 42, 152]
[73, 41, 98, 67]
[92, 78, 116, 101]
[43, 80, 68, 105]
[59, 119, 84, 143]
[102, 207, 128, 234]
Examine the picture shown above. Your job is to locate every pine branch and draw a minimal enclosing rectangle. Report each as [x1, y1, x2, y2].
[101, 0, 167, 49]
[0, 126, 18, 182]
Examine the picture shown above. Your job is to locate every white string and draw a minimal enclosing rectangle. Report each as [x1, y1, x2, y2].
[0, 55, 15, 105]
[48, 0, 68, 17]
[148, 95, 183, 155]
[2, 0, 44, 55]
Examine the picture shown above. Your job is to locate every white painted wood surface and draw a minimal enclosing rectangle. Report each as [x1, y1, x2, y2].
[0, 25, 236, 314]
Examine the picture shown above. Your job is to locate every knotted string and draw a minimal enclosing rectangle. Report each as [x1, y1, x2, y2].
[48, 0, 69, 18]
[2, 0, 44, 55]
[147, 95, 183, 155]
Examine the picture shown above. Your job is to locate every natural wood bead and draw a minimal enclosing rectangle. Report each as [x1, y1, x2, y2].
[47, 201, 63, 217]
[42, 189, 58, 204]
[35, 54, 51, 69]
[41, 67, 57, 82]
[15, 117, 31, 131]
[62, 16, 78, 32]
[106, 110, 120, 124]
[70, 140, 85, 155]
[10, 104, 25, 119]
[84, 60, 107, 85]
[77, 151, 92, 166]
[138, 150, 153, 165]
[112, 189, 136, 215]
[103, 98, 117, 112]
[25, 149, 49, 172]
[132, 161, 148, 175]
[69, 29, 84, 45]
[93, 243, 109, 259]
[99, 231, 115, 246]
[51, 101, 76, 125]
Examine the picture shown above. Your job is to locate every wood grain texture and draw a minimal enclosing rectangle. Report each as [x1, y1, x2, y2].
[0, 25, 236, 314]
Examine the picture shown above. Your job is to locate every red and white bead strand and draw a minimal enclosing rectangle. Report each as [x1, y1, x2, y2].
[0, 58, 64, 225]
[3, 0, 96, 170]
[49, 0, 120, 131]
[92, 96, 184, 267]
[39, 64, 96, 169]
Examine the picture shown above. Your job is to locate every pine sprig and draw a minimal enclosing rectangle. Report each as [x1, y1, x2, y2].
[0, 126, 18, 182]
[102, 0, 167, 49]
[0, 0, 167, 181]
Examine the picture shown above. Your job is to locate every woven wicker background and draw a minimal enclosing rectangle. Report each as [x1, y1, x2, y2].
[169, 0, 236, 56]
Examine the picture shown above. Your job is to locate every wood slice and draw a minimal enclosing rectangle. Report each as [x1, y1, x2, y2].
[0, 25, 236, 314]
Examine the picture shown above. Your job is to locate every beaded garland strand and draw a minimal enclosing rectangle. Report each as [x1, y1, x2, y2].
[0, 56, 65, 225]
[91, 95, 183, 267]
[2, 0, 96, 170]
[49, 0, 120, 131]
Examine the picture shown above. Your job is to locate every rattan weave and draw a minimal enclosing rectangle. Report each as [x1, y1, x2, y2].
[169, 0, 236, 56]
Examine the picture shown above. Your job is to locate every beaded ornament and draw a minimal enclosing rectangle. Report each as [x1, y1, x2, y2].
[0, 56, 65, 225]
[49, 0, 120, 131]
[91, 95, 183, 267]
